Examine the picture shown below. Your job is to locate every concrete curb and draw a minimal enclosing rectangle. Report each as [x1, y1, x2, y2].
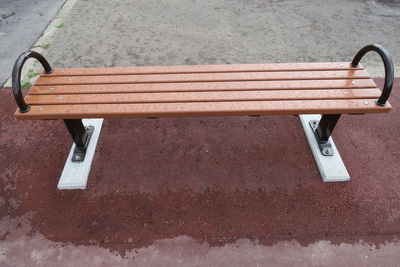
[3, 0, 79, 87]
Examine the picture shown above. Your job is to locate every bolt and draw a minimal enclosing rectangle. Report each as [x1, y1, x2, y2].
[322, 148, 331, 155]
[60, 70, 64, 72]
[48, 87, 54, 90]
[364, 101, 369, 105]
[352, 81, 355, 84]
[67, 78, 72, 81]
[75, 155, 81, 160]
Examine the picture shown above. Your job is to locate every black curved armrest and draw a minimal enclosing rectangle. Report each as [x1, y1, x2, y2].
[351, 44, 394, 107]
[12, 51, 52, 113]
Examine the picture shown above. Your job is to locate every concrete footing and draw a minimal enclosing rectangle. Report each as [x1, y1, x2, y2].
[299, 114, 350, 182]
[57, 119, 103, 190]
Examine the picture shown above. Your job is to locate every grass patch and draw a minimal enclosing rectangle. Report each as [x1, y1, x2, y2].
[21, 81, 32, 89]
[27, 69, 40, 78]
[40, 43, 50, 49]
[56, 22, 64, 28]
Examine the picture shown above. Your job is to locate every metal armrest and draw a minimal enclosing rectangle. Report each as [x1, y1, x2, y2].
[12, 51, 52, 113]
[351, 44, 394, 107]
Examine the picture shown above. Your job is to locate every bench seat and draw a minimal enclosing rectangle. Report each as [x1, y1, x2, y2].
[16, 62, 390, 120]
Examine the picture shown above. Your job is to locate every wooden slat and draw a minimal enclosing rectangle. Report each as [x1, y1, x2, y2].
[24, 89, 382, 105]
[44, 62, 362, 77]
[16, 99, 391, 120]
[29, 79, 377, 95]
[35, 70, 369, 86]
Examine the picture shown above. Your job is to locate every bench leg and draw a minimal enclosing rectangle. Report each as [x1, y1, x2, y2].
[299, 114, 350, 182]
[64, 119, 94, 162]
[315, 114, 341, 143]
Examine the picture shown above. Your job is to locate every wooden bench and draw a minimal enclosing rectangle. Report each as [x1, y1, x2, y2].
[11, 44, 394, 185]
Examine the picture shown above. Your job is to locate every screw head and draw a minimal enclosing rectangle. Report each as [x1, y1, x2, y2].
[364, 101, 369, 105]
[322, 148, 332, 156]
[75, 155, 81, 160]
[48, 87, 54, 90]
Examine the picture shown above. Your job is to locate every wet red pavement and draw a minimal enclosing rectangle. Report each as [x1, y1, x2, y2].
[1, 78, 400, 264]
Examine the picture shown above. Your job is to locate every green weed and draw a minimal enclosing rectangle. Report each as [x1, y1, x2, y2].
[21, 81, 32, 89]
[40, 43, 50, 49]
[27, 69, 40, 78]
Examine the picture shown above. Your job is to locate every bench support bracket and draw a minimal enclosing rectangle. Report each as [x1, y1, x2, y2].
[64, 119, 94, 162]
[299, 114, 350, 182]
[309, 114, 341, 156]
[71, 125, 94, 162]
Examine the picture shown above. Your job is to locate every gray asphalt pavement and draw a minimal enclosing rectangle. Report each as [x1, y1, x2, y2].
[44, 0, 400, 77]
[0, 0, 66, 85]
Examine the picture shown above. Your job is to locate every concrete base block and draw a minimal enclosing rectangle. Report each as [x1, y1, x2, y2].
[57, 119, 103, 190]
[299, 114, 350, 182]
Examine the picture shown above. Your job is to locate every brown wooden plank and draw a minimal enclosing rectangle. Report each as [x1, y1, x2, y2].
[15, 99, 391, 120]
[29, 79, 377, 95]
[24, 89, 382, 105]
[35, 70, 369, 86]
[44, 62, 363, 77]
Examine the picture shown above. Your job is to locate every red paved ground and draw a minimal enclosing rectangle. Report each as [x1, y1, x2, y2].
[1, 78, 399, 256]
